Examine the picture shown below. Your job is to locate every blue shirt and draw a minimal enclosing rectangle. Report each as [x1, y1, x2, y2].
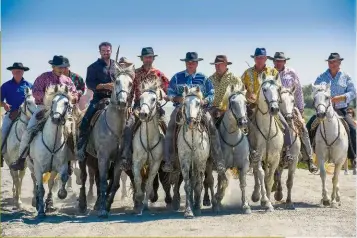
[1, 78, 33, 112]
[168, 70, 214, 107]
[314, 69, 356, 109]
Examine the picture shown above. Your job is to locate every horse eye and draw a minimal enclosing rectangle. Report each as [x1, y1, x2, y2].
[129, 82, 133, 87]
[263, 88, 267, 92]
[64, 102, 68, 105]
[326, 96, 330, 100]
[152, 98, 156, 102]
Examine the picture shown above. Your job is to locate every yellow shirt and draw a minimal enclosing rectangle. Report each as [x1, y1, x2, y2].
[210, 70, 242, 108]
[241, 66, 279, 95]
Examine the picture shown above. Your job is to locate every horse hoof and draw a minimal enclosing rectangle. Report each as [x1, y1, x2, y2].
[98, 210, 109, 218]
[166, 203, 172, 210]
[94, 201, 100, 211]
[330, 202, 338, 208]
[184, 210, 194, 219]
[143, 203, 149, 211]
[203, 199, 211, 207]
[344, 171, 349, 175]
[274, 191, 283, 201]
[353, 169, 357, 175]
[57, 189, 67, 200]
[212, 203, 221, 213]
[266, 205, 274, 212]
[46, 205, 57, 213]
[285, 203, 295, 210]
[32, 197, 37, 208]
[79, 203, 87, 214]
[243, 207, 252, 214]
[150, 193, 158, 203]
[251, 192, 260, 203]
[261, 200, 267, 207]
[194, 209, 201, 216]
[172, 200, 180, 211]
[322, 199, 331, 206]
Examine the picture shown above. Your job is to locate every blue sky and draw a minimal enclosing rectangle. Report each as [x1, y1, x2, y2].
[1, 0, 356, 86]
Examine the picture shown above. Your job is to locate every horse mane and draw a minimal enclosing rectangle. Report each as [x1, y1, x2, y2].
[115, 63, 135, 79]
[43, 85, 74, 109]
[140, 76, 161, 95]
[220, 83, 246, 110]
[184, 87, 204, 100]
[312, 83, 331, 96]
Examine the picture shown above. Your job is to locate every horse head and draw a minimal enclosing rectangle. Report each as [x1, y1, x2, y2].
[259, 72, 282, 116]
[21, 87, 37, 118]
[182, 86, 203, 130]
[44, 85, 73, 125]
[224, 83, 248, 129]
[279, 86, 296, 123]
[113, 63, 135, 109]
[312, 83, 331, 120]
[138, 78, 164, 122]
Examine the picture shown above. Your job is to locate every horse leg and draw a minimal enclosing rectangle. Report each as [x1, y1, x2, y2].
[106, 163, 122, 212]
[30, 172, 37, 208]
[265, 161, 278, 211]
[214, 172, 227, 213]
[132, 158, 145, 215]
[66, 161, 74, 192]
[343, 159, 349, 175]
[78, 159, 88, 213]
[274, 167, 284, 202]
[87, 166, 95, 200]
[251, 164, 261, 202]
[97, 155, 110, 218]
[9, 170, 21, 209]
[172, 172, 183, 211]
[239, 166, 251, 214]
[318, 156, 330, 206]
[144, 161, 161, 211]
[34, 166, 46, 218]
[150, 173, 159, 203]
[57, 162, 69, 200]
[158, 168, 172, 208]
[120, 171, 128, 199]
[181, 163, 194, 218]
[17, 169, 26, 209]
[93, 167, 101, 211]
[45, 171, 58, 212]
[193, 170, 204, 216]
[257, 161, 273, 211]
[203, 159, 213, 207]
[203, 172, 210, 206]
[331, 162, 343, 207]
[285, 159, 298, 210]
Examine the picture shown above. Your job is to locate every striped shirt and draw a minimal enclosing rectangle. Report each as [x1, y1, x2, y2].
[278, 67, 304, 113]
[168, 70, 214, 107]
[314, 69, 356, 109]
[32, 71, 78, 105]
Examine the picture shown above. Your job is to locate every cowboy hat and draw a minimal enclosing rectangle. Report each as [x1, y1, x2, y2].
[326, 53, 344, 61]
[250, 48, 267, 58]
[180, 52, 203, 62]
[210, 55, 232, 65]
[138, 47, 158, 57]
[48, 55, 70, 67]
[7, 62, 30, 71]
[268, 52, 290, 61]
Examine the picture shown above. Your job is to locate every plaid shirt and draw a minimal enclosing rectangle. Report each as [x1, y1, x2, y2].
[69, 71, 85, 95]
[128, 66, 169, 107]
[32, 71, 78, 105]
[278, 67, 304, 113]
[209, 70, 242, 108]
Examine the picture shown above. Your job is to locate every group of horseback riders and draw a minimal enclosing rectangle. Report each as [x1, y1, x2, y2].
[1, 41, 356, 175]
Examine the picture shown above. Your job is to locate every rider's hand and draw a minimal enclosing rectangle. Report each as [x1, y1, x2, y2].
[3, 103, 11, 112]
[246, 92, 257, 103]
[331, 95, 346, 104]
[104, 83, 114, 91]
[163, 95, 171, 102]
[200, 99, 208, 106]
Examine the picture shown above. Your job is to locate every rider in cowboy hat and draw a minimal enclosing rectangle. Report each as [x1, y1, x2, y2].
[62, 57, 86, 99]
[269, 51, 318, 173]
[1, 63, 32, 167]
[241, 48, 294, 162]
[120, 47, 169, 169]
[306, 53, 356, 173]
[10, 55, 79, 171]
[161, 52, 226, 176]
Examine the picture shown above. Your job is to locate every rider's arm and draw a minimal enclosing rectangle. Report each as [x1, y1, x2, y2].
[75, 73, 86, 96]
[63, 76, 79, 103]
[203, 77, 214, 105]
[32, 73, 47, 104]
[344, 74, 356, 104]
[292, 71, 304, 114]
[127, 73, 138, 108]
[0, 84, 7, 106]
[158, 71, 169, 94]
[167, 74, 181, 102]
[86, 65, 97, 92]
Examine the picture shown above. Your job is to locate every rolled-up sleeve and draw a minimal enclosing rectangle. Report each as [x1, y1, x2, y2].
[344, 74, 356, 104]
[168, 75, 178, 98]
[204, 77, 214, 104]
[86, 66, 97, 91]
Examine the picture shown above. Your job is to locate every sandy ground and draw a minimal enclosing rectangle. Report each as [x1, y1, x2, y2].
[1, 166, 356, 237]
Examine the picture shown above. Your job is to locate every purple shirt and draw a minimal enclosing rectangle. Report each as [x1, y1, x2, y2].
[278, 67, 304, 113]
[32, 71, 78, 105]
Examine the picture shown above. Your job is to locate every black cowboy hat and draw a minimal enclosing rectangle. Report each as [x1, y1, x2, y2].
[326, 53, 344, 61]
[7, 62, 30, 71]
[138, 47, 158, 57]
[250, 48, 267, 58]
[210, 55, 232, 65]
[180, 52, 203, 62]
[268, 52, 290, 61]
[48, 55, 70, 67]
[63, 57, 71, 67]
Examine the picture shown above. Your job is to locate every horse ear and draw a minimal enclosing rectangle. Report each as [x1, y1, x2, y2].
[65, 85, 69, 93]
[196, 86, 200, 92]
[54, 85, 58, 92]
[230, 84, 235, 93]
[261, 72, 266, 81]
[141, 83, 145, 91]
[275, 73, 279, 81]
[25, 87, 29, 94]
[291, 85, 296, 94]
[325, 83, 331, 91]
[159, 90, 163, 101]
[184, 86, 189, 96]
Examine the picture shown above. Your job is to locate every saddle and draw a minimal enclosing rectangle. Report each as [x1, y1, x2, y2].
[90, 98, 110, 128]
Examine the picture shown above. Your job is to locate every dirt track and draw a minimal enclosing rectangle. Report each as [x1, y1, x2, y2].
[1, 167, 356, 237]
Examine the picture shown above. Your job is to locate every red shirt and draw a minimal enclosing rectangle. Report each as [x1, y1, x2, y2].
[128, 66, 169, 106]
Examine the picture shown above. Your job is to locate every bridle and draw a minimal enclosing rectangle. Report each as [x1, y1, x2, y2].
[111, 67, 135, 108]
[50, 94, 73, 125]
[227, 92, 248, 130]
[139, 90, 159, 122]
[257, 80, 282, 115]
[279, 89, 295, 119]
[181, 94, 203, 130]
[313, 89, 332, 117]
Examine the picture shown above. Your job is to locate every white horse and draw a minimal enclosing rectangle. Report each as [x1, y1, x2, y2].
[28, 85, 74, 217]
[249, 73, 284, 212]
[177, 86, 210, 218]
[312, 83, 348, 207]
[213, 84, 251, 213]
[3, 88, 37, 208]
[131, 80, 165, 214]
[273, 86, 301, 209]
